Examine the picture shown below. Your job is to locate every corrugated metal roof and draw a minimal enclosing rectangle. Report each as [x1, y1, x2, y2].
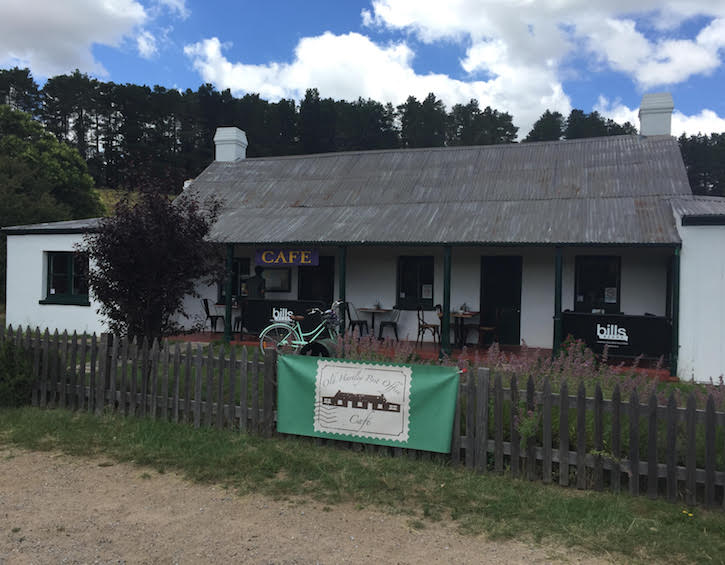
[670, 196, 725, 217]
[189, 134, 693, 246]
[3, 218, 101, 235]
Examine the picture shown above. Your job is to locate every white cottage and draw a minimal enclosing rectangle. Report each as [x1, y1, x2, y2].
[5, 93, 725, 381]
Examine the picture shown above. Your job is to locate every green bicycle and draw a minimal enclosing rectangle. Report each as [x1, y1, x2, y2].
[259, 300, 343, 356]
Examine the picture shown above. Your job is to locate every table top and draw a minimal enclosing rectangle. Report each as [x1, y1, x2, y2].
[358, 307, 392, 313]
[451, 311, 479, 318]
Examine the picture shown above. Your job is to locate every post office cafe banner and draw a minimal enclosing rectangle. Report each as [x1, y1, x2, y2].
[278, 356, 460, 453]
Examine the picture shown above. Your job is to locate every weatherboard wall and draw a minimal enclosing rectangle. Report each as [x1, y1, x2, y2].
[5, 233, 106, 335]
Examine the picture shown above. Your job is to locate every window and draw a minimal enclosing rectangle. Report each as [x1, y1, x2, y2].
[397, 256, 434, 309]
[574, 256, 621, 314]
[217, 258, 250, 303]
[42, 252, 89, 305]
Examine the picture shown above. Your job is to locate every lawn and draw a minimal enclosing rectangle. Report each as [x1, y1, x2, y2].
[1, 406, 723, 564]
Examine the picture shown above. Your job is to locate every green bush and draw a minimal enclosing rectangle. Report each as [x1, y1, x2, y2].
[0, 340, 34, 406]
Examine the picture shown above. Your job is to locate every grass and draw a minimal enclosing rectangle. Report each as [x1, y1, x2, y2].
[1, 407, 724, 563]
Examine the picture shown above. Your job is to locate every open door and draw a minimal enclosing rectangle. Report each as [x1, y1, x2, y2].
[480, 256, 522, 346]
[298, 255, 335, 307]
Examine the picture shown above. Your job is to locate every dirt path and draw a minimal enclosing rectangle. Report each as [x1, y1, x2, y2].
[0, 448, 610, 564]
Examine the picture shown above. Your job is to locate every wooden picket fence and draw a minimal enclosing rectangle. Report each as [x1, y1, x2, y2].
[4, 325, 724, 509]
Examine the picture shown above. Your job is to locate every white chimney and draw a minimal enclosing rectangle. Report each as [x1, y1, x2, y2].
[213, 127, 248, 161]
[639, 93, 674, 136]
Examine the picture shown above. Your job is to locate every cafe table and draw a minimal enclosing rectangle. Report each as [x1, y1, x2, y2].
[450, 311, 479, 348]
[358, 307, 392, 333]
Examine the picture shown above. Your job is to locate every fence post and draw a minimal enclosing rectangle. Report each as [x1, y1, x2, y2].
[685, 393, 696, 506]
[647, 393, 658, 500]
[705, 395, 716, 508]
[611, 385, 621, 493]
[593, 384, 603, 490]
[576, 382, 586, 489]
[510, 375, 519, 478]
[665, 392, 678, 502]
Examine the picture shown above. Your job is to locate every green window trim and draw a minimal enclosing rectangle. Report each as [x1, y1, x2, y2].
[44, 251, 90, 307]
[217, 257, 250, 304]
[396, 256, 434, 310]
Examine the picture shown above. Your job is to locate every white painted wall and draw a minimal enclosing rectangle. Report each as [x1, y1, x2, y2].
[676, 220, 725, 381]
[5, 233, 107, 335]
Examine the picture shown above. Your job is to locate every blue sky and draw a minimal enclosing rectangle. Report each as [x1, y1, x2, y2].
[2, 0, 725, 139]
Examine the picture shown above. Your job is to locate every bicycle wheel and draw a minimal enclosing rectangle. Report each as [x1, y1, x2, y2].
[259, 323, 300, 356]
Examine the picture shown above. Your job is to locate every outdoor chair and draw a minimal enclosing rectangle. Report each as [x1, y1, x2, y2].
[345, 301, 369, 336]
[202, 298, 225, 332]
[416, 304, 440, 346]
[378, 307, 400, 341]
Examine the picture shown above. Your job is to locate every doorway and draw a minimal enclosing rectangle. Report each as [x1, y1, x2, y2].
[480, 256, 522, 346]
[298, 255, 335, 307]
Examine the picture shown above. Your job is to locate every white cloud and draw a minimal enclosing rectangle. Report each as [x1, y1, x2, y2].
[367, 0, 725, 89]
[0, 0, 147, 76]
[595, 96, 725, 136]
[137, 30, 158, 59]
[0, 0, 188, 77]
[184, 33, 572, 138]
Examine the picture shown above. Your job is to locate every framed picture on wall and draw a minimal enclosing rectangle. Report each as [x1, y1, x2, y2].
[262, 268, 291, 292]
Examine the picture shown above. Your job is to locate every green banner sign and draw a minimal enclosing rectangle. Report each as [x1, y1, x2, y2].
[277, 355, 460, 453]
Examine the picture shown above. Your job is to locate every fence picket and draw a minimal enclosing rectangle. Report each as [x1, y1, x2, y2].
[576, 382, 586, 489]
[526, 376, 535, 480]
[666, 392, 678, 502]
[240, 347, 249, 432]
[593, 384, 603, 491]
[611, 385, 621, 493]
[705, 395, 716, 508]
[475, 368, 489, 474]
[49, 329, 59, 409]
[451, 380, 461, 465]
[78, 334, 87, 411]
[32, 328, 41, 406]
[161, 342, 170, 421]
[216, 347, 225, 428]
[40, 329, 49, 408]
[251, 349, 260, 434]
[184, 342, 192, 423]
[647, 393, 658, 500]
[263, 351, 276, 437]
[466, 376, 476, 469]
[129, 339, 138, 417]
[629, 390, 640, 496]
[97, 334, 109, 414]
[149, 340, 160, 419]
[68, 332, 78, 411]
[119, 337, 129, 415]
[139, 338, 148, 417]
[686, 393, 697, 506]
[172, 342, 181, 423]
[193, 344, 202, 428]
[542, 378, 552, 484]
[493, 372, 503, 473]
[228, 347, 237, 430]
[510, 375, 519, 478]
[559, 380, 569, 487]
[109, 335, 119, 413]
[88, 333, 98, 413]
[205, 345, 213, 427]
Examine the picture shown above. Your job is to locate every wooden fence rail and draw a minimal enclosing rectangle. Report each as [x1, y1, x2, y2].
[4, 325, 724, 509]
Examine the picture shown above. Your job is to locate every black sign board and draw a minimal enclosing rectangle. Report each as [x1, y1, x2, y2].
[562, 312, 671, 359]
[242, 299, 326, 334]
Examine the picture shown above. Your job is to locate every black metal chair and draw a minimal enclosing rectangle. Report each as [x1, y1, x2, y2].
[345, 302, 369, 336]
[201, 298, 225, 332]
[378, 307, 400, 341]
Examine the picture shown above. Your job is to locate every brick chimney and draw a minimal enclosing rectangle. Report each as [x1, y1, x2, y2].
[639, 93, 674, 136]
[213, 127, 248, 161]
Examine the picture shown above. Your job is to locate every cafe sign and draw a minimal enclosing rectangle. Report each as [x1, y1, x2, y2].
[255, 249, 319, 266]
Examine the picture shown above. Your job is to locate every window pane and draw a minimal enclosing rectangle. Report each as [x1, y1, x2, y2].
[575, 256, 620, 313]
[49, 253, 70, 295]
[398, 256, 434, 309]
[73, 253, 89, 296]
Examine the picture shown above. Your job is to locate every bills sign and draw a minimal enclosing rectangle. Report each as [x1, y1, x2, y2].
[256, 249, 319, 266]
[277, 356, 460, 453]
